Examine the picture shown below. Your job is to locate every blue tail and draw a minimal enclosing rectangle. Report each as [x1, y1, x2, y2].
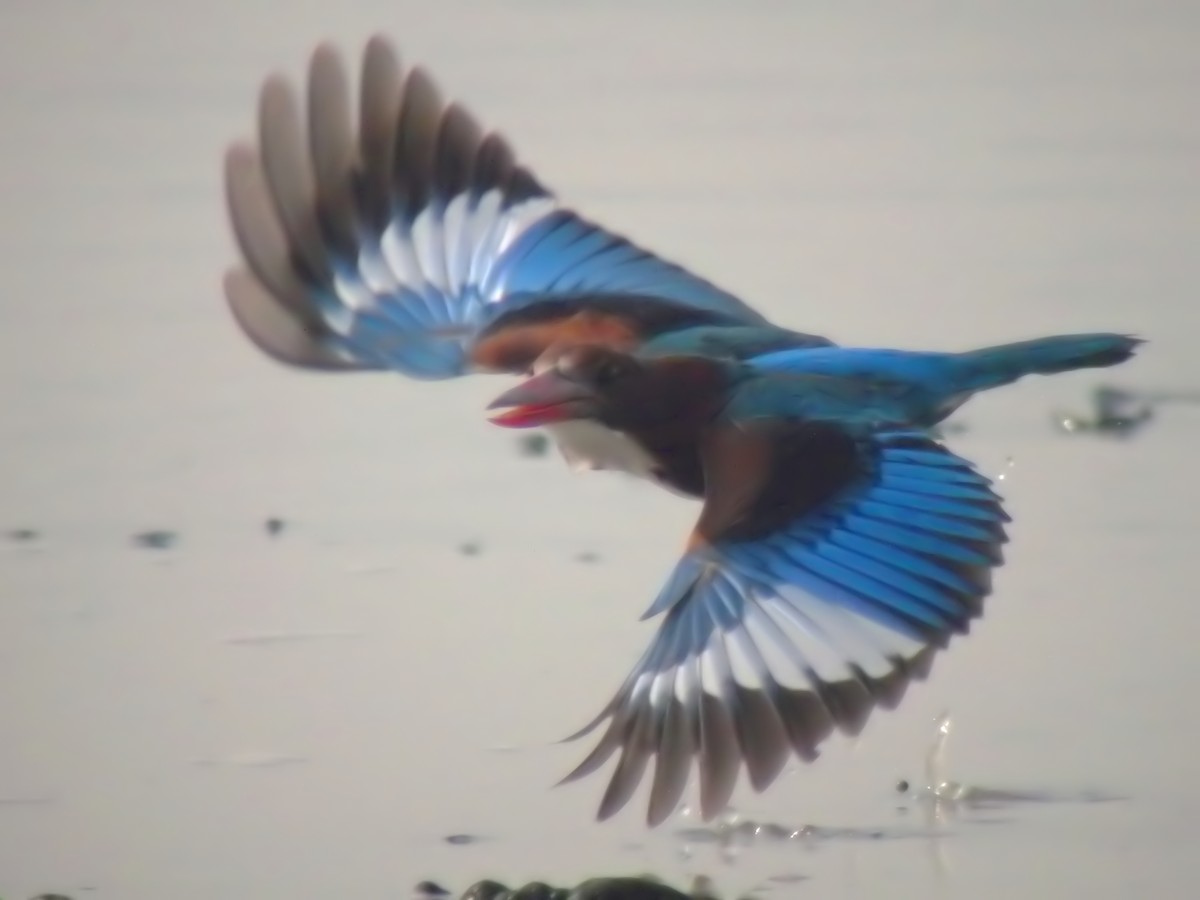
[952, 333, 1142, 393]
[749, 333, 1142, 425]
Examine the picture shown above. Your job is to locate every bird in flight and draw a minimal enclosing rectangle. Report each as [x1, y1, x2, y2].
[223, 35, 1141, 826]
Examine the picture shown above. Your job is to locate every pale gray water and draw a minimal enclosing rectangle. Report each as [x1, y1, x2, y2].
[1, 2, 1198, 898]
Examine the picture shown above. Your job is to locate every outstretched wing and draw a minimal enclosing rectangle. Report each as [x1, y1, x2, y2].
[562, 424, 1008, 826]
[224, 36, 771, 379]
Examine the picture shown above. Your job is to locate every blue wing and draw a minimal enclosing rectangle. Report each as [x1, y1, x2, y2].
[561, 429, 1007, 826]
[224, 36, 768, 380]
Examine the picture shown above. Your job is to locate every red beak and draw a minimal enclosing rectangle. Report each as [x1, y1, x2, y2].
[487, 371, 598, 428]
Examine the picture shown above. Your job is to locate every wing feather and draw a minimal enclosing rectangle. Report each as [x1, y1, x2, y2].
[562, 428, 1007, 824]
[225, 36, 774, 379]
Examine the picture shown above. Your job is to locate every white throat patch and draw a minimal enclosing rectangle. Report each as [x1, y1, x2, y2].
[545, 420, 659, 478]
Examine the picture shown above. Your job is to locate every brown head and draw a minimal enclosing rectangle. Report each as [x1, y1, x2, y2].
[486, 345, 729, 433]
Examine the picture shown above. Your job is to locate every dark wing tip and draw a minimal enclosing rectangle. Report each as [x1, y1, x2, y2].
[364, 32, 400, 62]
[731, 685, 792, 793]
[646, 701, 693, 827]
[559, 651, 946, 827]
[223, 269, 358, 371]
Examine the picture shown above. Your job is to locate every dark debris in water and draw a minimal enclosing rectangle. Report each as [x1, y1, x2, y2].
[458, 541, 483, 557]
[1053, 384, 1171, 438]
[6, 527, 39, 542]
[575, 550, 601, 564]
[0, 793, 56, 807]
[444, 832, 486, 845]
[132, 529, 177, 550]
[415, 880, 453, 897]
[764, 874, 810, 885]
[517, 433, 551, 458]
[264, 517, 286, 537]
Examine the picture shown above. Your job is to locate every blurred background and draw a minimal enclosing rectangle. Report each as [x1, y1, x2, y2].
[0, 2, 1196, 898]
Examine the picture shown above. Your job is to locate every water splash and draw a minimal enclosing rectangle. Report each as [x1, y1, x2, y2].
[673, 802, 935, 868]
[900, 710, 1125, 816]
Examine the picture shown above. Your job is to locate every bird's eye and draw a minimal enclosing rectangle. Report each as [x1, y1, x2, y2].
[593, 358, 628, 386]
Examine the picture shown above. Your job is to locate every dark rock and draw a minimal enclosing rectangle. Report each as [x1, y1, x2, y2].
[264, 517, 286, 537]
[569, 878, 691, 900]
[509, 881, 565, 900]
[441, 875, 706, 900]
[7, 528, 39, 542]
[460, 880, 511, 900]
[895, 778, 910, 793]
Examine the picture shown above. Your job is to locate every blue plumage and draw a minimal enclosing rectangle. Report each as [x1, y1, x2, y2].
[641, 324, 832, 360]
[749, 333, 1141, 424]
[641, 430, 1002, 645]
